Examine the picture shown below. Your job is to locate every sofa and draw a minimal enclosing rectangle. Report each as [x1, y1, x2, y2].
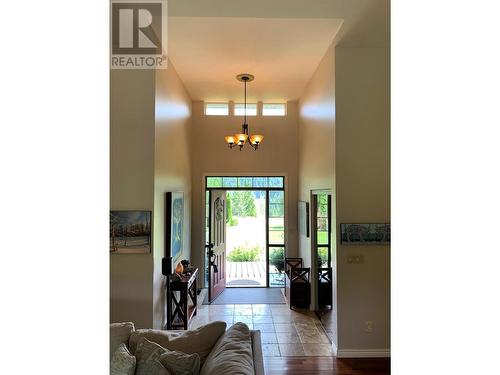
[110, 321, 264, 375]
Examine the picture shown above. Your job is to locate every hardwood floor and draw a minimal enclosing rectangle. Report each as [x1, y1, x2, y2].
[263, 357, 390, 375]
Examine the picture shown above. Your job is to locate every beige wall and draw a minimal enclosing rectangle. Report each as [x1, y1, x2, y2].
[110, 70, 156, 328]
[190, 101, 300, 286]
[335, 47, 390, 354]
[152, 63, 192, 329]
[297, 41, 337, 340]
[110, 62, 192, 329]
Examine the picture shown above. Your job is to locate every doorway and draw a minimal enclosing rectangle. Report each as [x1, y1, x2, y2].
[311, 190, 333, 310]
[226, 190, 266, 287]
[205, 176, 286, 302]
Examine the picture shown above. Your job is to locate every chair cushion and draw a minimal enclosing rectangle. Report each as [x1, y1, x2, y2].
[110, 343, 136, 375]
[110, 322, 135, 360]
[200, 323, 255, 375]
[129, 321, 226, 365]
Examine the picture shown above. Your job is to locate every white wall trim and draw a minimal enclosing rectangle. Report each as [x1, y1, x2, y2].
[336, 349, 390, 358]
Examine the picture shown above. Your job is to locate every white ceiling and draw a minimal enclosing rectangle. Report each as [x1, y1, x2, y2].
[168, 17, 343, 102]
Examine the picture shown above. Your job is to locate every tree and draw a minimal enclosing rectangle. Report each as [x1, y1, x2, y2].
[229, 191, 257, 217]
[225, 194, 237, 226]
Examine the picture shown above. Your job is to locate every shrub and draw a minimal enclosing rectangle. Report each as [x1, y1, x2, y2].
[227, 244, 261, 262]
[318, 247, 329, 266]
[269, 248, 285, 273]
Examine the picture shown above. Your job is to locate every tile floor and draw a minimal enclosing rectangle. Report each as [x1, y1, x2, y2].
[190, 303, 335, 357]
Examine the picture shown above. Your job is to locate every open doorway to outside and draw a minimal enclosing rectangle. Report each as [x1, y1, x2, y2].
[205, 176, 286, 291]
[226, 190, 266, 287]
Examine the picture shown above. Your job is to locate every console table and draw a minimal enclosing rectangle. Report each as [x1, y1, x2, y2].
[166, 268, 198, 330]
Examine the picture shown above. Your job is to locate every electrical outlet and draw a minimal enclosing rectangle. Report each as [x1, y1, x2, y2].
[365, 321, 373, 333]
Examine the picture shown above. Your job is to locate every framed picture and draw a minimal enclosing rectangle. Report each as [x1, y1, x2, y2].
[340, 223, 390, 245]
[110, 211, 151, 254]
[298, 201, 310, 238]
[166, 192, 184, 261]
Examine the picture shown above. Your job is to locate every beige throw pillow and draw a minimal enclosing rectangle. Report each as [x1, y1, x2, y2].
[134, 338, 172, 375]
[129, 321, 226, 365]
[158, 349, 200, 375]
[110, 322, 135, 360]
[134, 337, 200, 375]
[110, 343, 136, 375]
[200, 323, 255, 375]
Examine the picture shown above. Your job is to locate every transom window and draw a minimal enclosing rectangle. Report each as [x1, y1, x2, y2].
[206, 176, 284, 189]
[234, 103, 257, 116]
[263, 103, 286, 116]
[205, 103, 229, 115]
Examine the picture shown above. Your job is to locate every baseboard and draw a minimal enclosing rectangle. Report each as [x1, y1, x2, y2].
[336, 349, 390, 358]
[331, 341, 338, 356]
[197, 288, 208, 308]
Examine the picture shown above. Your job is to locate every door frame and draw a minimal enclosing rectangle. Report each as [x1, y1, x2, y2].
[202, 174, 288, 289]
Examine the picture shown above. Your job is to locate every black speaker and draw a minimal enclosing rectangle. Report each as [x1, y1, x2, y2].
[162, 256, 172, 276]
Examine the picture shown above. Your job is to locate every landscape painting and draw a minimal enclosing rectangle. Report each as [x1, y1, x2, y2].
[340, 223, 390, 245]
[166, 192, 184, 261]
[110, 211, 151, 254]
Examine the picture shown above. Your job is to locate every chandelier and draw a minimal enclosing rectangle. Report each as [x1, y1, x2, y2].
[225, 74, 264, 151]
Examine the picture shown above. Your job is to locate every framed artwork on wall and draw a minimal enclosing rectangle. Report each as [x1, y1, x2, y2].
[298, 201, 310, 238]
[340, 223, 390, 245]
[166, 192, 184, 261]
[110, 210, 151, 254]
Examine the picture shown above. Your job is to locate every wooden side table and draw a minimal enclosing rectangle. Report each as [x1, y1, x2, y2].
[166, 268, 198, 330]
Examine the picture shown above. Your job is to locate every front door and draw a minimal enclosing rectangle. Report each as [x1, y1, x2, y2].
[208, 190, 226, 302]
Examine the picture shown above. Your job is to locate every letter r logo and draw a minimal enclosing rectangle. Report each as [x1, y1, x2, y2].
[112, 2, 162, 54]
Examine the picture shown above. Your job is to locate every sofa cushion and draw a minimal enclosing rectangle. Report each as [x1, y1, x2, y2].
[135, 338, 172, 375]
[110, 343, 136, 375]
[129, 321, 226, 365]
[200, 322, 255, 375]
[110, 322, 135, 359]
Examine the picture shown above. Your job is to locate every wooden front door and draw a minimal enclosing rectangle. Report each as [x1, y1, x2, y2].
[208, 190, 226, 302]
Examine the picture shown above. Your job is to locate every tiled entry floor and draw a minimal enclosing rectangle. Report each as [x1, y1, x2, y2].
[191, 303, 335, 357]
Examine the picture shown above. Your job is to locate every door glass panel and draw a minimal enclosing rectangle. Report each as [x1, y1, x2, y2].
[205, 190, 210, 288]
[316, 193, 331, 268]
[269, 191, 284, 204]
[269, 246, 285, 287]
[317, 246, 329, 267]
